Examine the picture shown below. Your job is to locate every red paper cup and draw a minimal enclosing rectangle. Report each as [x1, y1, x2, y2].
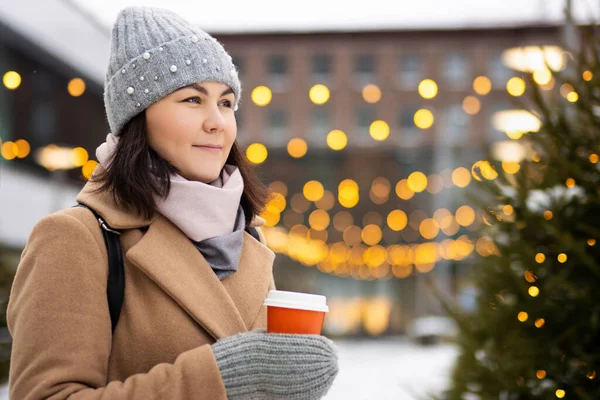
[263, 290, 329, 334]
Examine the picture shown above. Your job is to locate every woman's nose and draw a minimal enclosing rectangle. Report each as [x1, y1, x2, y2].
[203, 106, 226, 133]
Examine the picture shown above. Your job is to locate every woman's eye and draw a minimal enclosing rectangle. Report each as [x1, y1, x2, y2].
[219, 100, 233, 108]
[185, 96, 201, 104]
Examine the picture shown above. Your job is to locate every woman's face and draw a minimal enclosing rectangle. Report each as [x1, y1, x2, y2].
[146, 81, 237, 183]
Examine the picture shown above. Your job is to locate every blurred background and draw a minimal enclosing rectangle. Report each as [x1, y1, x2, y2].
[0, 0, 598, 398]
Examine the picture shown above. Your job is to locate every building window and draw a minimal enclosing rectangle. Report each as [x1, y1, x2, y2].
[269, 108, 288, 145]
[313, 54, 331, 84]
[439, 105, 469, 146]
[354, 54, 376, 89]
[397, 54, 423, 90]
[398, 106, 424, 147]
[357, 105, 376, 141]
[268, 55, 288, 92]
[310, 107, 331, 145]
[490, 52, 514, 88]
[443, 53, 469, 90]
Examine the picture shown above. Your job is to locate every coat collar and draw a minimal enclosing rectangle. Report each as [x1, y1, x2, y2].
[75, 168, 272, 339]
[75, 166, 266, 231]
[122, 216, 275, 339]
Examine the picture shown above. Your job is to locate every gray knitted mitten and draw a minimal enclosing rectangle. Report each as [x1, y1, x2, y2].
[211, 329, 339, 400]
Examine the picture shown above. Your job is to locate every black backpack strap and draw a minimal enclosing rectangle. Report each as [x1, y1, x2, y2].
[245, 226, 260, 242]
[74, 203, 124, 333]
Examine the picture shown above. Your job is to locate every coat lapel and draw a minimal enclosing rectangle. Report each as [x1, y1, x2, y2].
[125, 215, 274, 340]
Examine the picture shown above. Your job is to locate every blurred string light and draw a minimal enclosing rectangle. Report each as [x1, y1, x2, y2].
[492, 110, 541, 139]
[369, 120, 390, 141]
[362, 84, 381, 103]
[473, 76, 491, 95]
[68, 78, 86, 97]
[326, 129, 347, 150]
[583, 70, 593, 81]
[303, 180, 325, 202]
[309, 84, 330, 105]
[3, 71, 21, 90]
[501, 45, 566, 73]
[246, 143, 268, 164]
[418, 79, 438, 99]
[33, 145, 88, 171]
[414, 109, 434, 129]
[462, 96, 480, 115]
[506, 77, 526, 96]
[251, 86, 272, 106]
[287, 138, 308, 158]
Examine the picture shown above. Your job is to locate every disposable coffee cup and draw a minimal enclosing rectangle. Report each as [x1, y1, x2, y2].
[263, 290, 329, 334]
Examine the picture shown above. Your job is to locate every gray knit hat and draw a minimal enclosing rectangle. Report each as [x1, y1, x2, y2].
[104, 6, 241, 136]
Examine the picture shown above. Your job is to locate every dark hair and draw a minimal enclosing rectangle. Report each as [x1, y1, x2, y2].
[92, 111, 273, 226]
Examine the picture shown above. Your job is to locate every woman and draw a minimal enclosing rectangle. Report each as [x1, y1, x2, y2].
[7, 6, 338, 399]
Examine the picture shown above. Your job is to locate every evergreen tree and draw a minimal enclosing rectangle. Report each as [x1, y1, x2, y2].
[438, 26, 600, 399]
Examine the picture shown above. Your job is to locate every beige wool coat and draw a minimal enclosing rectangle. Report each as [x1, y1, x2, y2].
[7, 177, 276, 399]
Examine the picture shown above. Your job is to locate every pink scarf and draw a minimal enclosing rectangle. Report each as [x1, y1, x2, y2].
[96, 134, 244, 242]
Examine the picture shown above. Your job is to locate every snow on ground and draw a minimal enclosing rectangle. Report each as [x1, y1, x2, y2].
[0, 337, 458, 399]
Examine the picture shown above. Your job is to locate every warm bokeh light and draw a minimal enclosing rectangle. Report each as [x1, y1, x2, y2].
[502, 161, 520, 174]
[567, 91, 579, 102]
[395, 179, 415, 200]
[309, 209, 330, 231]
[558, 253, 567, 263]
[536, 370, 547, 379]
[71, 147, 89, 167]
[501, 46, 566, 72]
[471, 160, 498, 181]
[462, 96, 480, 115]
[369, 120, 390, 141]
[455, 205, 475, 226]
[532, 68, 552, 85]
[246, 143, 268, 164]
[473, 76, 491, 95]
[287, 138, 308, 158]
[1, 141, 18, 160]
[407, 171, 428, 192]
[589, 154, 599, 164]
[414, 109, 434, 129]
[506, 77, 526, 96]
[588, 239, 596, 246]
[419, 218, 440, 240]
[327, 129, 348, 151]
[269, 181, 288, 197]
[556, 390, 566, 398]
[387, 210, 408, 231]
[3, 71, 21, 90]
[492, 110, 541, 136]
[566, 178, 575, 188]
[452, 167, 471, 188]
[362, 225, 383, 246]
[524, 269, 537, 283]
[535, 253, 546, 263]
[334, 210, 354, 232]
[15, 139, 30, 159]
[535, 318, 545, 328]
[343, 225, 362, 246]
[303, 180, 325, 202]
[362, 84, 382, 103]
[290, 193, 310, 214]
[338, 179, 359, 208]
[426, 174, 444, 194]
[68, 78, 86, 97]
[309, 84, 330, 105]
[528, 286, 540, 297]
[267, 193, 287, 215]
[583, 70, 593, 81]
[418, 79, 438, 99]
[315, 191, 335, 211]
[251, 86, 272, 106]
[82, 160, 99, 179]
[518, 311, 528, 322]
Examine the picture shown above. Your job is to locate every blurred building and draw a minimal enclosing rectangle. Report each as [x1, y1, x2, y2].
[0, 0, 567, 336]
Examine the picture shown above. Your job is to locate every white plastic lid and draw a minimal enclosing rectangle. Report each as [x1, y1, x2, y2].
[263, 290, 329, 313]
